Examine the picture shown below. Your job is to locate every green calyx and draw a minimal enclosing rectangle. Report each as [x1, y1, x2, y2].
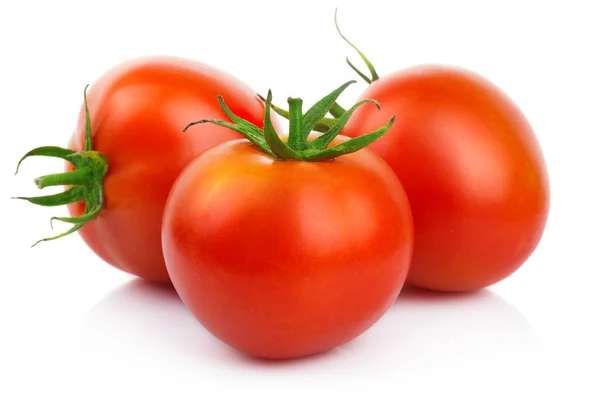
[14, 85, 108, 247]
[184, 80, 395, 162]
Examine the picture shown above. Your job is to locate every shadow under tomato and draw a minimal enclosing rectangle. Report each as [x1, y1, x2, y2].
[72, 276, 542, 384]
[333, 283, 542, 380]
[72, 279, 238, 379]
[71, 278, 348, 380]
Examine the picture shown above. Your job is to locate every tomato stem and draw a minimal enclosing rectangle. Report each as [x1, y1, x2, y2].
[334, 7, 380, 84]
[185, 81, 395, 162]
[257, 95, 337, 134]
[253, 9, 381, 134]
[263, 91, 303, 160]
[13, 85, 109, 246]
[287, 98, 306, 150]
[329, 102, 348, 119]
[83, 84, 93, 151]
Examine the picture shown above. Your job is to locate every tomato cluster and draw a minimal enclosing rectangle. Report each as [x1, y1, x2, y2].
[15, 12, 549, 359]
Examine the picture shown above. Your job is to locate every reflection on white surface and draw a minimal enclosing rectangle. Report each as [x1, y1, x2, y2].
[72, 279, 236, 381]
[72, 279, 542, 385]
[339, 285, 542, 380]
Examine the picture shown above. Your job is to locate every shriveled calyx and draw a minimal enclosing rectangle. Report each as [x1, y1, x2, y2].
[184, 80, 395, 162]
[14, 85, 109, 246]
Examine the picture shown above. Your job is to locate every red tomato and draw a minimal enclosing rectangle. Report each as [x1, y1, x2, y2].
[162, 135, 414, 359]
[20, 56, 278, 283]
[341, 66, 550, 292]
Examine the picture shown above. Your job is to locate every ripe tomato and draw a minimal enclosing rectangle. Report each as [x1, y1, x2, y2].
[17, 56, 279, 283]
[161, 85, 414, 358]
[341, 66, 550, 292]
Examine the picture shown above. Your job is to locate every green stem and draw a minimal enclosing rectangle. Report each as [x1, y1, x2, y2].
[260, 81, 356, 135]
[258, 95, 336, 133]
[329, 102, 347, 119]
[263, 91, 302, 160]
[287, 98, 305, 150]
[83, 84, 93, 151]
[334, 7, 380, 84]
[34, 169, 92, 189]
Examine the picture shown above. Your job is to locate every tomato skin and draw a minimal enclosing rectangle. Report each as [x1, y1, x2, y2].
[161, 137, 414, 359]
[66, 56, 279, 283]
[341, 66, 550, 292]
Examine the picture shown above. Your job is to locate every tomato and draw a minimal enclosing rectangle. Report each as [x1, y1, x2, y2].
[341, 65, 550, 292]
[161, 85, 414, 358]
[16, 56, 279, 283]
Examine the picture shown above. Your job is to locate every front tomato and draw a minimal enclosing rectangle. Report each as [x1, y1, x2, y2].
[162, 83, 414, 359]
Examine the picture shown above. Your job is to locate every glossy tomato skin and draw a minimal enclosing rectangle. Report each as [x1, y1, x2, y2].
[162, 137, 414, 359]
[341, 66, 550, 292]
[66, 56, 279, 283]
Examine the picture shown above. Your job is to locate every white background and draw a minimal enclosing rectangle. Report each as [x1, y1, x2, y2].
[1, 0, 598, 398]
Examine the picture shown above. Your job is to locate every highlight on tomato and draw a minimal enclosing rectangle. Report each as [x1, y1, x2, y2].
[14, 56, 279, 283]
[161, 81, 414, 359]
[271, 10, 550, 292]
